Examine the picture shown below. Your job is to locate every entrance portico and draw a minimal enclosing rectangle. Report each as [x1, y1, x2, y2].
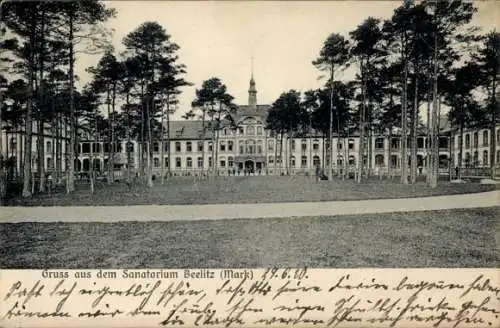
[236, 156, 266, 174]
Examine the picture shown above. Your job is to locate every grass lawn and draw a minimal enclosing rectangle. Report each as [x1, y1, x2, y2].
[1, 207, 498, 268]
[6, 175, 497, 206]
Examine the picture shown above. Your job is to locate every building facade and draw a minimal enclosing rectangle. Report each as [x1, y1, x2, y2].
[2, 76, 499, 181]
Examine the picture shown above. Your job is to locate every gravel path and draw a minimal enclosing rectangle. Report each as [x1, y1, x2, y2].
[1, 190, 498, 223]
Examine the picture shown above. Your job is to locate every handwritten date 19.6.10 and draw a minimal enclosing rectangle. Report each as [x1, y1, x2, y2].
[261, 268, 308, 281]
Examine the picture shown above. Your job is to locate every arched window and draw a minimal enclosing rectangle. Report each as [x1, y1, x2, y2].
[186, 157, 193, 168]
[197, 141, 203, 152]
[291, 140, 296, 150]
[268, 140, 274, 151]
[301, 155, 307, 168]
[153, 157, 160, 167]
[483, 130, 489, 146]
[228, 141, 233, 151]
[268, 156, 274, 164]
[175, 157, 181, 168]
[257, 126, 263, 136]
[375, 138, 384, 149]
[257, 140, 263, 154]
[465, 134, 470, 148]
[301, 139, 307, 151]
[220, 140, 226, 152]
[313, 139, 319, 151]
[348, 139, 355, 150]
[313, 155, 320, 166]
[247, 126, 255, 135]
[208, 141, 213, 151]
[228, 156, 234, 167]
[46, 141, 52, 153]
[153, 142, 159, 153]
[465, 152, 471, 167]
[349, 155, 356, 165]
[473, 132, 478, 148]
[239, 140, 244, 154]
[483, 150, 488, 166]
[197, 157, 203, 168]
[337, 155, 343, 165]
[246, 140, 255, 154]
[291, 156, 296, 167]
[219, 156, 226, 167]
[473, 151, 479, 166]
[375, 154, 384, 166]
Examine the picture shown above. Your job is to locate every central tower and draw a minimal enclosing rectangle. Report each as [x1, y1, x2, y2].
[248, 57, 257, 108]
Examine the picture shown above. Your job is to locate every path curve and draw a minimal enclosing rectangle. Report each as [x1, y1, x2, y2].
[1, 190, 498, 223]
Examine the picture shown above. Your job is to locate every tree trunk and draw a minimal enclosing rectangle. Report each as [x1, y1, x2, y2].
[126, 91, 132, 183]
[387, 129, 392, 179]
[400, 50, 409, 185]
[38, 8, 46, 193]
[328, 65, 334, 181]
[66, 11, 75, 193]
[160, 96, 166, 185]
[426, 94, 431, 183]
[106, 87, 112, 185]
[146, 97, 153, 187]
[410, 74, 419, 184]
[110, 83, 116, 183]
[22, 18, 36, 198]
[429, 26, 439, 188]
[357, 62, 366, 183]
[167, 103, 171, 177]
[490, 78, 497, 178]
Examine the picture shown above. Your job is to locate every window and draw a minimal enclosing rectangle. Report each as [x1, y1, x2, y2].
[93, 142, 102, 153]
[337, 156, 343, 166]
[154, 157, 160, 168]
[291, 156, 296, 167]
[458, 136, 462, 149]
[391, 138, 399, 149]
[497, 129, 500, 145]
[257, 126, 263, 136]
[247, 126, 255, 135]
[348, 139, 355, 150]
[465, 134, 470, 148]
[497, 150, 500, 163]
[208, 141, 213, 152]
[47, 157, 53, 170]
[473, 132, 478, 148]
[325, 140, 330, 150]
[257, 140, 263, 154]
[208, 157, 213, 167]
[483, 130, 489, 146]
[228, 156, 234, 167]
[186, 141, 192, 152]
[82, 143, 90, 153]
[465, 152, 471, 166]
[153, 142, 159, 153]
[301, 139, 307, 151]
[239, 141, 244, 154]
[220, 141, 226, 152]
[228, 141, 233, 151]
[313, 156, 320, 166]
[483, 150, 488, 166]
[197, 141, 203, 152]
[223, 128, 228, 135]
[220, 157, 226, 167]
[375, 138, 384, 149]
[197, 157, 203, 168]
[175, 142, 181, 152]
[417, 138, 424, 149]
[291, 140, 296, 151]
[268, 156, 274, 164]
[473, 151, 479, 166]
[164, 157, 169, 167]
[46, 141, 52, 153]
[268, 140, 275, 151]
[246, 140, 255, 154]
[175, 157, 181, 168]
[313, 140, 319, 151]
[238, 127, 244, 135]
[337, 142, 343, 150]
[438, 137, 448, 149]
[187, 157, 193, 168]
[349, 155, 356, 165]
[301, 155, 307, 168]
[164, 142, 169, 152]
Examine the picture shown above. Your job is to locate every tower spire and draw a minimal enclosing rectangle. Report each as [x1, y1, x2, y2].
[248, 56, 257, 107]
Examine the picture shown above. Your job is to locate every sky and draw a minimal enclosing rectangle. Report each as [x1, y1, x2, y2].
[75, 1, 500, 120]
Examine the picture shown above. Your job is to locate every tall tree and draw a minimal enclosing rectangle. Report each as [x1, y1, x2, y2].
[188, 78, 235, 178]
[313, 33, 350, 180]
[349, 17, 385, 183]
[122, 21, 184, 187]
